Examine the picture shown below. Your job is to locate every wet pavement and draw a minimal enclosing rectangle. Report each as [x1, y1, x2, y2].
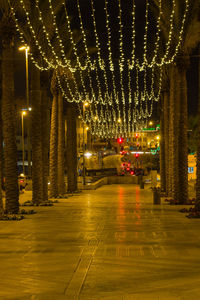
[0, 184, 200, 300]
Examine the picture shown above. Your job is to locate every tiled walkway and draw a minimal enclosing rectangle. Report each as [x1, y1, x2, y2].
[0, 184, 200, 300]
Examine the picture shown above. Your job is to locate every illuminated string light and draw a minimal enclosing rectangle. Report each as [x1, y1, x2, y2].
[17, 0, 58, 69]
[10, 0, 189, 138]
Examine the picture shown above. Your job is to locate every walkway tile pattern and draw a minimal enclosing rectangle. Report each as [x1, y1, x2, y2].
[0, 185, 200, 299]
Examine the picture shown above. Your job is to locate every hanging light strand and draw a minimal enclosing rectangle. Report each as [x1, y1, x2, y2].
[11, 0, 54, 70]
[35, 0, 76, 71]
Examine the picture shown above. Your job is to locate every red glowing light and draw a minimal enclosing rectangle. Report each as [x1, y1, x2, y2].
[135, 153, 139, 158]
[117, 137, 124, 144]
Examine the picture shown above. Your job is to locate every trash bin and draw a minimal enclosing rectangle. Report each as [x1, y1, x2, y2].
[153, 187, 161, 204]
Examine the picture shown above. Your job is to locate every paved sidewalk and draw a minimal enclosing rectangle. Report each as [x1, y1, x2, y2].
[0, 184, 200, 300]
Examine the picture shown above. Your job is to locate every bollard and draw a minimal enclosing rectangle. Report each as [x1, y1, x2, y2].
[153, 187, 161, 204]
[140, 181, 144, 189]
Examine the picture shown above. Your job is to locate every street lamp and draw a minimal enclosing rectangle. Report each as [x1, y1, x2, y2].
[19, 46, 30, 108]
[19, 45, 31, 177]
[21, 110, 26, 175]
[82, 102, 89, 185]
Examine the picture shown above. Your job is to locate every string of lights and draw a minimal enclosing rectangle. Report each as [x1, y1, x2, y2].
[9, 0, 189, 138]
[9, 1, 52, 71]
[13, 0, 189, 72]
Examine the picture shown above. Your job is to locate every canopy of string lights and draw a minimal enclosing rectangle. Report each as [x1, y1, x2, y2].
[9, 0, 189, 137]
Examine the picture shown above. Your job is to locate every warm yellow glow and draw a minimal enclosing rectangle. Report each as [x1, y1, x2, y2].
[94, 116, 98, 120]
[84, 101, 89, 107]
[156, 135, 160, 140]
[19, 45, 30, 51]
[149, 121, 153, 126]
[86, 127, 89, 131]
[22, 111, 26, 116]
[117, 118, 121, 123]
[84, 152, 92, 158]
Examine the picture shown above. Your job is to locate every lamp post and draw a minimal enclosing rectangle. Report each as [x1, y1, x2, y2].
[19, 46, 30, 107]
[117, 118, 122, 153]
[82, 101, 89, 185]
[19, 46, 31, 177]
[21, 110, 26, 175]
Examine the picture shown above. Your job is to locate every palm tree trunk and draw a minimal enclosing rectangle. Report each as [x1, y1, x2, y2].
[0, 97, 3, 214]
[160, 93, 166, 192]
[41, 73, 50, 202]
[168, 69, 174, 198]
[195, 45, 200, 210]
[1, 16, 19, 213]
[31, 63, 43, 205]
[163, 90, 170, 195]
[169, 65, 179, 201]
[49, 90, 58, 198]
[66, 104, 78, 192]
[57, 92, 65, 195]
[176, 57, 189, 204]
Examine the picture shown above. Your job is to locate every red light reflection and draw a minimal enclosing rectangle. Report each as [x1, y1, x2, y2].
[116, 187, 127, 241]
[135, 186, 141, 225]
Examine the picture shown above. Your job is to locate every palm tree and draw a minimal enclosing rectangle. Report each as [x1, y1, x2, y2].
[57, 92, 65, 195]
[160, 68, 170, 196]
[0, 96, 3, 214]
[153, 0, 200, 203]
[66, 103, 78, 192]
[30, 59, 44, 205]
[169, 64, 180, 201]
[195, 44, 200, 210]
[0, 9, 19, 213]
[10, 0, 64, 203]
[41, 71, 50, 202]
[159, 93, 166, 192]
[176, 55, 189, 204]
[49, 72, 58, 198]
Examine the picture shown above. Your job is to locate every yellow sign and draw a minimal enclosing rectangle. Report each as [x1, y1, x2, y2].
[188, 154, 196, 180]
